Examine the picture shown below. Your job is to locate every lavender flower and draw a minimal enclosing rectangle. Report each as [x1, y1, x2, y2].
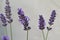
[38, 15, 45, 30]
[2, 36, 9, 40]
[5, 0, 13, 23]
[18, 8, 31, 30]
[0, 14, 7, 26]
[48, 10, 56, 26]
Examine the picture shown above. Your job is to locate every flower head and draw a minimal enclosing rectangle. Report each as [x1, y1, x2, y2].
[48, 10, 56, 26]
[0, 14, 7, 26]
[18, 8, 31, 30]
[38, 15, 45, 30]
[2, 36, 9, 40]
[5, 0, 13, 23]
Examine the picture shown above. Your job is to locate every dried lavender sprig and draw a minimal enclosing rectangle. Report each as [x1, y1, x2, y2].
[18, 8, 31, 40]
[18, 8, 31, 30]
[38, 15, 45, 40]
[38, 15, 45, 30]
[5, 0, 13, 40]
[46, 10, 56, 40]
[48, 10, 56, 26]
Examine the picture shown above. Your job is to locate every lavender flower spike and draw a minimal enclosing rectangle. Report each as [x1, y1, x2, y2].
[38, 15, 45, 30]
[0, 14, 7, 26]
[48, 10, 56, 26]
[18, 8, 31, 30]
[2, 36, 9, 40]
[5, 0, 13, 23]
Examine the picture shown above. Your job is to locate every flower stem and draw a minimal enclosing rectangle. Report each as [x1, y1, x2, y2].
[46, 26, 51, 40]
[45, 30, 49, 40]
[42, 30, 45, 40]
[5, 26, 8, 35]
[27, 30, 28, 40]
[10, 23, 13, 40]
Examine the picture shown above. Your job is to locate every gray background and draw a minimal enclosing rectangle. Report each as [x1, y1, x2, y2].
[0, 0, 60, 40]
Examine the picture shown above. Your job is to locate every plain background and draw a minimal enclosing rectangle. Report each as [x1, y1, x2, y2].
[0, 0, 60, 40]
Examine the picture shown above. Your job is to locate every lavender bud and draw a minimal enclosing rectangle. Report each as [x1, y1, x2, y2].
[0, 14, 7, 26]
[48, 10, 56, 26]
[18, 8, 31, 30]
[18, 8, 24, 16]
[38, 15, 45, 30]
[5, 0, 13, 23]
[2, 36, 9, 40]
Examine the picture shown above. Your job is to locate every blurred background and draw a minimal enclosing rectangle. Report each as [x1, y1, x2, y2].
[0, 0, 60, 40]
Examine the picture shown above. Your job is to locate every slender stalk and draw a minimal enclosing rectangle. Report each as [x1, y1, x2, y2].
[27, 30, 28, 40]
[42, 30, 45, 40]
[10, 23, 13, 40]
[45, 26, 51, 40]
[5, 26, 8, 35]
[45, 30, 49, 40]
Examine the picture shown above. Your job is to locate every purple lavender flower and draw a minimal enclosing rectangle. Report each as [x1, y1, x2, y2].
[38, 15, 45, 30]
[2, 36, 9, 40]
[18, 8, 31, 30]
[48, 10, 56, 26]
[0, 14, 7, 26]
[5, 0, 13, 23]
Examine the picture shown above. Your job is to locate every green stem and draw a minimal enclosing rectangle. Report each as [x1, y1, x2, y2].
[27, 30, 28, 40]
[42, 30, 45, 40]
[45, 26, 51, 40]
[10, 23, 13, 40]
[45, 31, 49, 40]
[5, 26, 8, 35]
